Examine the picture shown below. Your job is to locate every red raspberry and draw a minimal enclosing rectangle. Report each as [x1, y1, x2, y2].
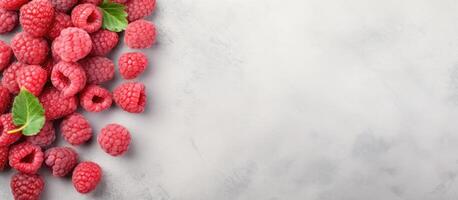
[52, 27, 92, 62]
[51, 61, 87, 97]
[61, 113, 92, 145]
[119, 52, 148, 79]
[9, 142, 44, 174]
[98, 124, 131, 156]
[79, 0, 102, 5]
[20, 0, 55, 37]
[0, 8, 18, 34]
[125, 19, 157, 49]
[113, 82, 147, 113]
[0, 146, 8, 170]
[90, 30, 119, 56]
[10, 173, 44, 200]
[80, 85, 112, 112]
[0, 0, 28, 10]
[0, 114, 21, 147]
[11, 32, 49, 65]
[44, 146, 78, 177]
[71, 3, 102, 33]
[47, 12, 73, 40]
[125, 0, 156, 22]
[26, 121, 55, 148]
[0, 40, 12, 71]
[0, 85, 11, 114]
[39, 87, 78, 120]
[79, 56, 114, 84]
[16, 65, 48, 96]
[72, 161, 102, 193]
[50, 0, 78, 13]
[2, 62, 26, 94]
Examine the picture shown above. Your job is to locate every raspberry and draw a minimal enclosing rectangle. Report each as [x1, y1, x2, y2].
[79, 0, 102, 5]
[26, 121, 55, 148]
[52, 27, 92, 62]
[79, 56, 114, 84]
[44, 146, 78, 177]
[39, 87, 78, 120]
[113, 82, 147, 113]
[0, 8, 18, 34]
[72, 161, 102, 193]
[11, 32, 49, 65]
[10, 173, 44, 200]
[9, 142, 44, 174]
[71, 3, 102, 33]
[98, 124, 131, 156]
[80, 85, 112, 112]
[20, 0, 55, 37]
[16, 65, 48, 96]
[90, 30, 119, 56]
[51, 61, 87, 97]
[0, 40, 12, 71]
[47, 12, 73, 40]
[124, 19, 157, 49]
[125, 0, 156, 22]
[119, 52, 148, 79]
[50, 0, 78, 13]
[0, 85, 11, 114]
[61, 113, 92, 145]
[0, 146, 8, 170]
[0, 114, 21, 147]
[2, 62, 26, 94]
[0, 0, 28, 10]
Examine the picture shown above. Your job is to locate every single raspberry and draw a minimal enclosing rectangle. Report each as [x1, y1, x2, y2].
[44, 146, 78, 177]
[0, 146, 8, 170]
[79, 56, 114, 84]
[10, 173, 44, 200]
[16, 65, 48, 96]
[2, 62, 26, 94]
[20, 0, 55, 37]
[124, 19, 157, 49]
[0, 114, 21, 147]
[0, 0, 28, 10]
[39, 87, 78, 120]
[79, 0, 102, 5]
[61, 113, 92, 145]
[51, 61, 87, 97]
[0, 8, 18, 33]
[52, 27, 92, 62]
[26, 121, 55, 148]
[0, 40, 12, 71]
[47, 12, 73, 40]
[113, 82, 147, 113]
[125, 0, 156, 22]
[80, 85, 112, 112]
[72, 161, 102, 193]
[98, 124, 131, 156]
[50, 0, 78, 13]
[71, 3, 102, 33]
[9, 142, 44, 174]
[11, 32, 49, 65]
[90, 30, 119, 56]
[119, 52, 148, 79]
[0, 86, 11, 114]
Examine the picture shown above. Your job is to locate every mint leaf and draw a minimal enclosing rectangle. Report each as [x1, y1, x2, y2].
[8, 88, 45, 136]
[100, 0, 128, 32]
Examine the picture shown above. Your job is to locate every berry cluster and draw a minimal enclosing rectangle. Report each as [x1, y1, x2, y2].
[0, 0, 157, 199]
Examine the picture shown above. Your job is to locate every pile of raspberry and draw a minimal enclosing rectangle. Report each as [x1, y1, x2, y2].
[0, 0, 156, 199]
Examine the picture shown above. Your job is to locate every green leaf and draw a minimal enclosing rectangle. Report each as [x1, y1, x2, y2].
[99, 0, 128, 32]
[8, 88, 45, 136]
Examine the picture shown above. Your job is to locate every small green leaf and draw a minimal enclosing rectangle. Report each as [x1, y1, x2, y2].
[99, 0, 128, 32]
[8, 88, 45, 136]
